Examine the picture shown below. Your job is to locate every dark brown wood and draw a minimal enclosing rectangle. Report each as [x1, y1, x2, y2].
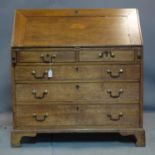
[11, 9, 145, 147]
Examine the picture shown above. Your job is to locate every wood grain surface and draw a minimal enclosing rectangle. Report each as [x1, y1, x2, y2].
[11, 9, 145, 147]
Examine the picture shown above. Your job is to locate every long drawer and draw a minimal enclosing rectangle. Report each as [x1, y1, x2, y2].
[15, 65, 140, 81]
[16, 82, 139, 103]
[15, 104, 139, 129]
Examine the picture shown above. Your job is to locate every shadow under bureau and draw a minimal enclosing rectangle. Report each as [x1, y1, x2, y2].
[11, 9, 145, 147]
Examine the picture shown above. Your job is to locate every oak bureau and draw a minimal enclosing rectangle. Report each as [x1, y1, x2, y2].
[11, 9, 145, 147]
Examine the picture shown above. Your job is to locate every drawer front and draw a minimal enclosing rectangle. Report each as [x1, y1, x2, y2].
[16, 83, 77, 102]
[15, 104, 139, 128]
[79, 50, 135, 62]
[16, 83, 139, 103]
[15, 65, 140, 81]
[17, 51, 75, 63]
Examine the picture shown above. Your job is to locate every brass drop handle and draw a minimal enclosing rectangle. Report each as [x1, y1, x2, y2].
[40, 54, 57, 63]
[32, 89, 48, 99]
[107, 112, 123, 121]
[110, 52, 115, 58]
[107, 89, 123, 98]
[32, 113, 48, 122]
[98, 52, 103, 58]
[107, 69, 123, 78]
[98, 51, 115, 58]
[32, 70, 48, 79]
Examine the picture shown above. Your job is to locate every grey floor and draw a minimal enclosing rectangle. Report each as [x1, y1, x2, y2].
[0, 111, 154, 155]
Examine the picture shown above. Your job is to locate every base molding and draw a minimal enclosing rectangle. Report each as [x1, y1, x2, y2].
[11, 128, 145, 147]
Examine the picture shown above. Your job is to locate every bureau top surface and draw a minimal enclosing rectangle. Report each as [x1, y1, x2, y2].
[11, 9, 143, 48]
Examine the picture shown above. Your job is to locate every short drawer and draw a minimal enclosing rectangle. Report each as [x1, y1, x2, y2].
[17, 51, 75, 63]
[15, 65, 140, 81]
[79, 49, 135, 62]
[16, 82, 139, 103]
[15, 104, 139, 129]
